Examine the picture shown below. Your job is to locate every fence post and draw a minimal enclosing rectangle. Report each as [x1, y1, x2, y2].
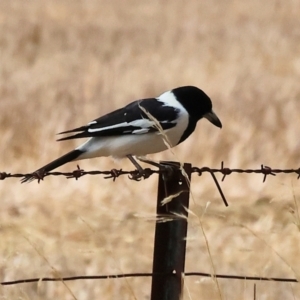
[150, 162, 192, 300]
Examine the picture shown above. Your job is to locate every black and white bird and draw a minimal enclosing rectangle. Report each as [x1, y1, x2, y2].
[22, 86, 222, 182]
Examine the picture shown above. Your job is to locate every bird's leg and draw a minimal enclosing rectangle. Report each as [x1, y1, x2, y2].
[126, 155, 146, 179]
[136, 156, 161, 168]
[136, 156, 179, 179]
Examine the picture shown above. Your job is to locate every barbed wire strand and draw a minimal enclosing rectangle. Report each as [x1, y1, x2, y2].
[1, 271, 297, 286]
[1, 163, 299, 182]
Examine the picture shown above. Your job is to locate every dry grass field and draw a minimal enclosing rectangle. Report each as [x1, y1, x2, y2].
[1, 0, 300, 299]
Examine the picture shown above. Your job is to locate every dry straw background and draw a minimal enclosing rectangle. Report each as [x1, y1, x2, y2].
[1, 0, 300, 299]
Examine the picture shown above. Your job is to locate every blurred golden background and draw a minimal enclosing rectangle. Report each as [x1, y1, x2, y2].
[1, 1, 300, 299]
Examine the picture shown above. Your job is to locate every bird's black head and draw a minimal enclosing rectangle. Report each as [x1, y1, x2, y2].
[172, 86, 222, 128]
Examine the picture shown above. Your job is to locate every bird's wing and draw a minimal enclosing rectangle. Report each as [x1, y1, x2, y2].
[57, 98, 180, 141]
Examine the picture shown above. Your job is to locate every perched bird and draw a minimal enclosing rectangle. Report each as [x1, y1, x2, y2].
[22, 86, 222, 182]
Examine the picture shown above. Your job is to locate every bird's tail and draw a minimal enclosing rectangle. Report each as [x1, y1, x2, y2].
[21, 149, 83, 183]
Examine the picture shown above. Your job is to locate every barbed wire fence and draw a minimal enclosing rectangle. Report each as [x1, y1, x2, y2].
[2, 162, 300, 182]
[1, 162, 300, 299]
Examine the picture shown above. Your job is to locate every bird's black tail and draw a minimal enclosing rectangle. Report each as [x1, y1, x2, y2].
[21, 149, 83, 183]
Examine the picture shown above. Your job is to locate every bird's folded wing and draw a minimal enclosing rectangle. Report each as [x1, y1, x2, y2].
[57, 98, 179, 141]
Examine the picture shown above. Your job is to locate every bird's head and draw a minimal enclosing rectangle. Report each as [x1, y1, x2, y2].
[172, 86, 222, 128]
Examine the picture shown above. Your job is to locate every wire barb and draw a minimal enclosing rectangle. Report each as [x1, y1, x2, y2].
[260, 165, 276, 183]
[220, 161, 232, 181]
[103, 168, 122, 181]
[66, 165, 84, 180]
[0, 172, 9, 180]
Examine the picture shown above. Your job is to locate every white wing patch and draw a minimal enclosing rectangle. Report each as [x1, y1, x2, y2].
[87, 119, 158, 134]
[132, 128, 150, 134]
[88, 122, 128, 133]
[129, 119, 154, 127]
[88, 121, 97, 125]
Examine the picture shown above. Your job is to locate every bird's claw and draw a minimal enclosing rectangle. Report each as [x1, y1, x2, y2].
[129, 168, 152, 181]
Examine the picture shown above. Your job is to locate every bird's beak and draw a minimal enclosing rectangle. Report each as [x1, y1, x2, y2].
[204, 110, 222, 128]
